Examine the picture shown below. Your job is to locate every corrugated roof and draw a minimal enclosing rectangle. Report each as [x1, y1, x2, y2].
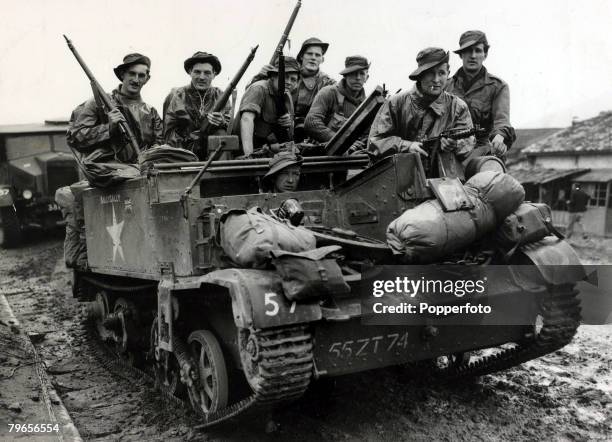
[509, 167, 589, 184]
[0, 123, 69, 135]
[572, 169, 612, 183]
[523, 111, 612, 155]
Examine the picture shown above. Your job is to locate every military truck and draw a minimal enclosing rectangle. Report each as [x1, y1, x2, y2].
[73, 148, 584, 426]
[0, 120, 79, 247]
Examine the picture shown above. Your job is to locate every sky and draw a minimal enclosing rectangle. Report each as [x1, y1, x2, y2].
[1, 0, 611, 128]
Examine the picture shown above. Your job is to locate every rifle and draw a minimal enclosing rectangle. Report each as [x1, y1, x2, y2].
[421, 125, 485, 149]
[269, 0, 302, 65]
[199, 45, 259, 159]
[63, 35, 141, 157]
[274, 54, 291, 143]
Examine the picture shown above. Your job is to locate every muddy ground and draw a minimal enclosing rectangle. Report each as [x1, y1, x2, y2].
[0, 235, 610, 441]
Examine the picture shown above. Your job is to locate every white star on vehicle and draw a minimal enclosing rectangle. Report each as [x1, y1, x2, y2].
[106, 204, 125, 263]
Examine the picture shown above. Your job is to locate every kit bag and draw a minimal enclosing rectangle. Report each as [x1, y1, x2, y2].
[270, 245, 350, 301]
[495, 202, 563, 248]
[219, 207, 316, 268]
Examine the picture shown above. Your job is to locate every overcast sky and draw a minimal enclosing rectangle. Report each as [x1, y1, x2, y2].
[1, 0, 611, 128]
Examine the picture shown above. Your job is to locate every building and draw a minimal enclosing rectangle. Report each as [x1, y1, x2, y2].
[510, 111, 612, 237]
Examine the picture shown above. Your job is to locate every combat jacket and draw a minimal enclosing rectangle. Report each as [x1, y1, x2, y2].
[163, 85, 232, 152]
[304, 80, 366, 142]
[292, 69, 336, 122]
[445, 67, 516, 148]
[67, 86, 163, 163]
[237, 79, 294, 149]
[368, 87, 474, 158]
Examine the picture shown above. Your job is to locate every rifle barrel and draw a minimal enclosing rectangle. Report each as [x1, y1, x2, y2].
[268, 0, 302, 64]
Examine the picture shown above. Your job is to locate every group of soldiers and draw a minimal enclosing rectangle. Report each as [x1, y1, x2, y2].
[66, 30, 516, 193]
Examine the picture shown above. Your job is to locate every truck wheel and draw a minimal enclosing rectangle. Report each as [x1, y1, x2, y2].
[0, 206, 22, 248]
[187, 330, 229, 415]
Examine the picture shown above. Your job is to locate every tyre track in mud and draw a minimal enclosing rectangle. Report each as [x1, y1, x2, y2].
[1, 238, 610, 441]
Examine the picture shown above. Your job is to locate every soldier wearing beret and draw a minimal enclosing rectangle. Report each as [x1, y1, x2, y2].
[163, 52, 232, 157]
[305, 55, 370, 147]
[292, 37, 336, 140]
[368, 47, 474, 162]
[67, 53, 163, 163]
[263, 151, 303, 193]
[445, 30, 516, 159]
[237, 57, 300, 157]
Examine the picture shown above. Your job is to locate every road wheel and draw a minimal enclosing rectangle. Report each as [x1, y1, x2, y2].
[187, 330, 229, 415]
[0, 206, 22, 248]
[150, 317, 185, 397]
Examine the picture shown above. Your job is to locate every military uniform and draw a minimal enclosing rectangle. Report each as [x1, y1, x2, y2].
[445, 67, 515, 150]
[67, 86, 163, 163]
[163, 85, 231, 152]
[368, 87, 474, 158]
[304, 80, 365, 142]
[292, 70, 335, 126]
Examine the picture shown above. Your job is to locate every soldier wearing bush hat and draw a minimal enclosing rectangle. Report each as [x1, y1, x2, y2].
[163, 51, 230, 157]
[368, 47, 474, 166]
[67, 52, 162, 163]
[238, 57, 300, 156]
[445, 30, 516, 159]
[305, 55, 370, 146]
[263, 151, 303, 193]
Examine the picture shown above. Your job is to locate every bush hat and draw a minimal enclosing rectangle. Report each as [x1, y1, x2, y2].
[267, 56, 301, 75]
[408, 47, 449, 80]
[454, 30, 489, 54]
[297, 37, 330, 62]
[339, 55, 370, 76]
[264, 151, 303, 180]
[184, 51, 222, 74]
[114, 53, 151, 80]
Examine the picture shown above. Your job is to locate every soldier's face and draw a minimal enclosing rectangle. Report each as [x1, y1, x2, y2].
[419, 64, 449, 97]
[275, 73, 299, 93]
[121, 64, 150, 96]
[344, 69, 369, 93]
[460, 43, 487, 74]
[274, 166, 301, 192]
[301, 46, 324, 73]
[190, 62, 216, 91]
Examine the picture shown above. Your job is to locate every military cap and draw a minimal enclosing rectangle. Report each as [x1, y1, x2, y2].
[267, 56, 301, 75]
[339, 55, 370, 76]
[184, 51, 222, 74]
[408, 47, 449, 80]
[264, 151, 303, 180]
[296, 37, 330, 62]
[113, 53, 151, 80]
[453, 30, 489, 54]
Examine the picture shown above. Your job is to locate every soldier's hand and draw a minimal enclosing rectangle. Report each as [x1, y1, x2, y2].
[440, 137, 458, 152]
[491, 134, 507, 156]
[207, 112, 226, 127]
[400, 141, 428, 157]
[107, 109, 126, 134]
[277, 113, 293, 129]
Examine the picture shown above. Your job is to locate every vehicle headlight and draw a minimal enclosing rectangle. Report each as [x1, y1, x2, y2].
[22, 189, 33, 199]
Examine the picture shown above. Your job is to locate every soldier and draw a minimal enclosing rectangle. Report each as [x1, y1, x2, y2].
[292, 37, 336, 140]
[445, 30, 516, 159]
[163, 52, 231, 156]
[368, 47, 474, 162]
[238, 57, 300, 157]
[304, 55, 369, 146]
[67, 53, 163, 163]
[263, 151, 302, 193]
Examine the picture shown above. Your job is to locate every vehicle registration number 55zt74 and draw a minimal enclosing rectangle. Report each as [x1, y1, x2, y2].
[327, 332, 410, 359]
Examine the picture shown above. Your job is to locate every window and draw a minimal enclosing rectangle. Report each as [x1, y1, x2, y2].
[4, 135, 52, 160]
[580, 182, 607, 207]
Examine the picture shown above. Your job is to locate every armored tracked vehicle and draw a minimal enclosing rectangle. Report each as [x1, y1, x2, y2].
[0, 120, 79, 247]
[74, 148, 584, 426]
